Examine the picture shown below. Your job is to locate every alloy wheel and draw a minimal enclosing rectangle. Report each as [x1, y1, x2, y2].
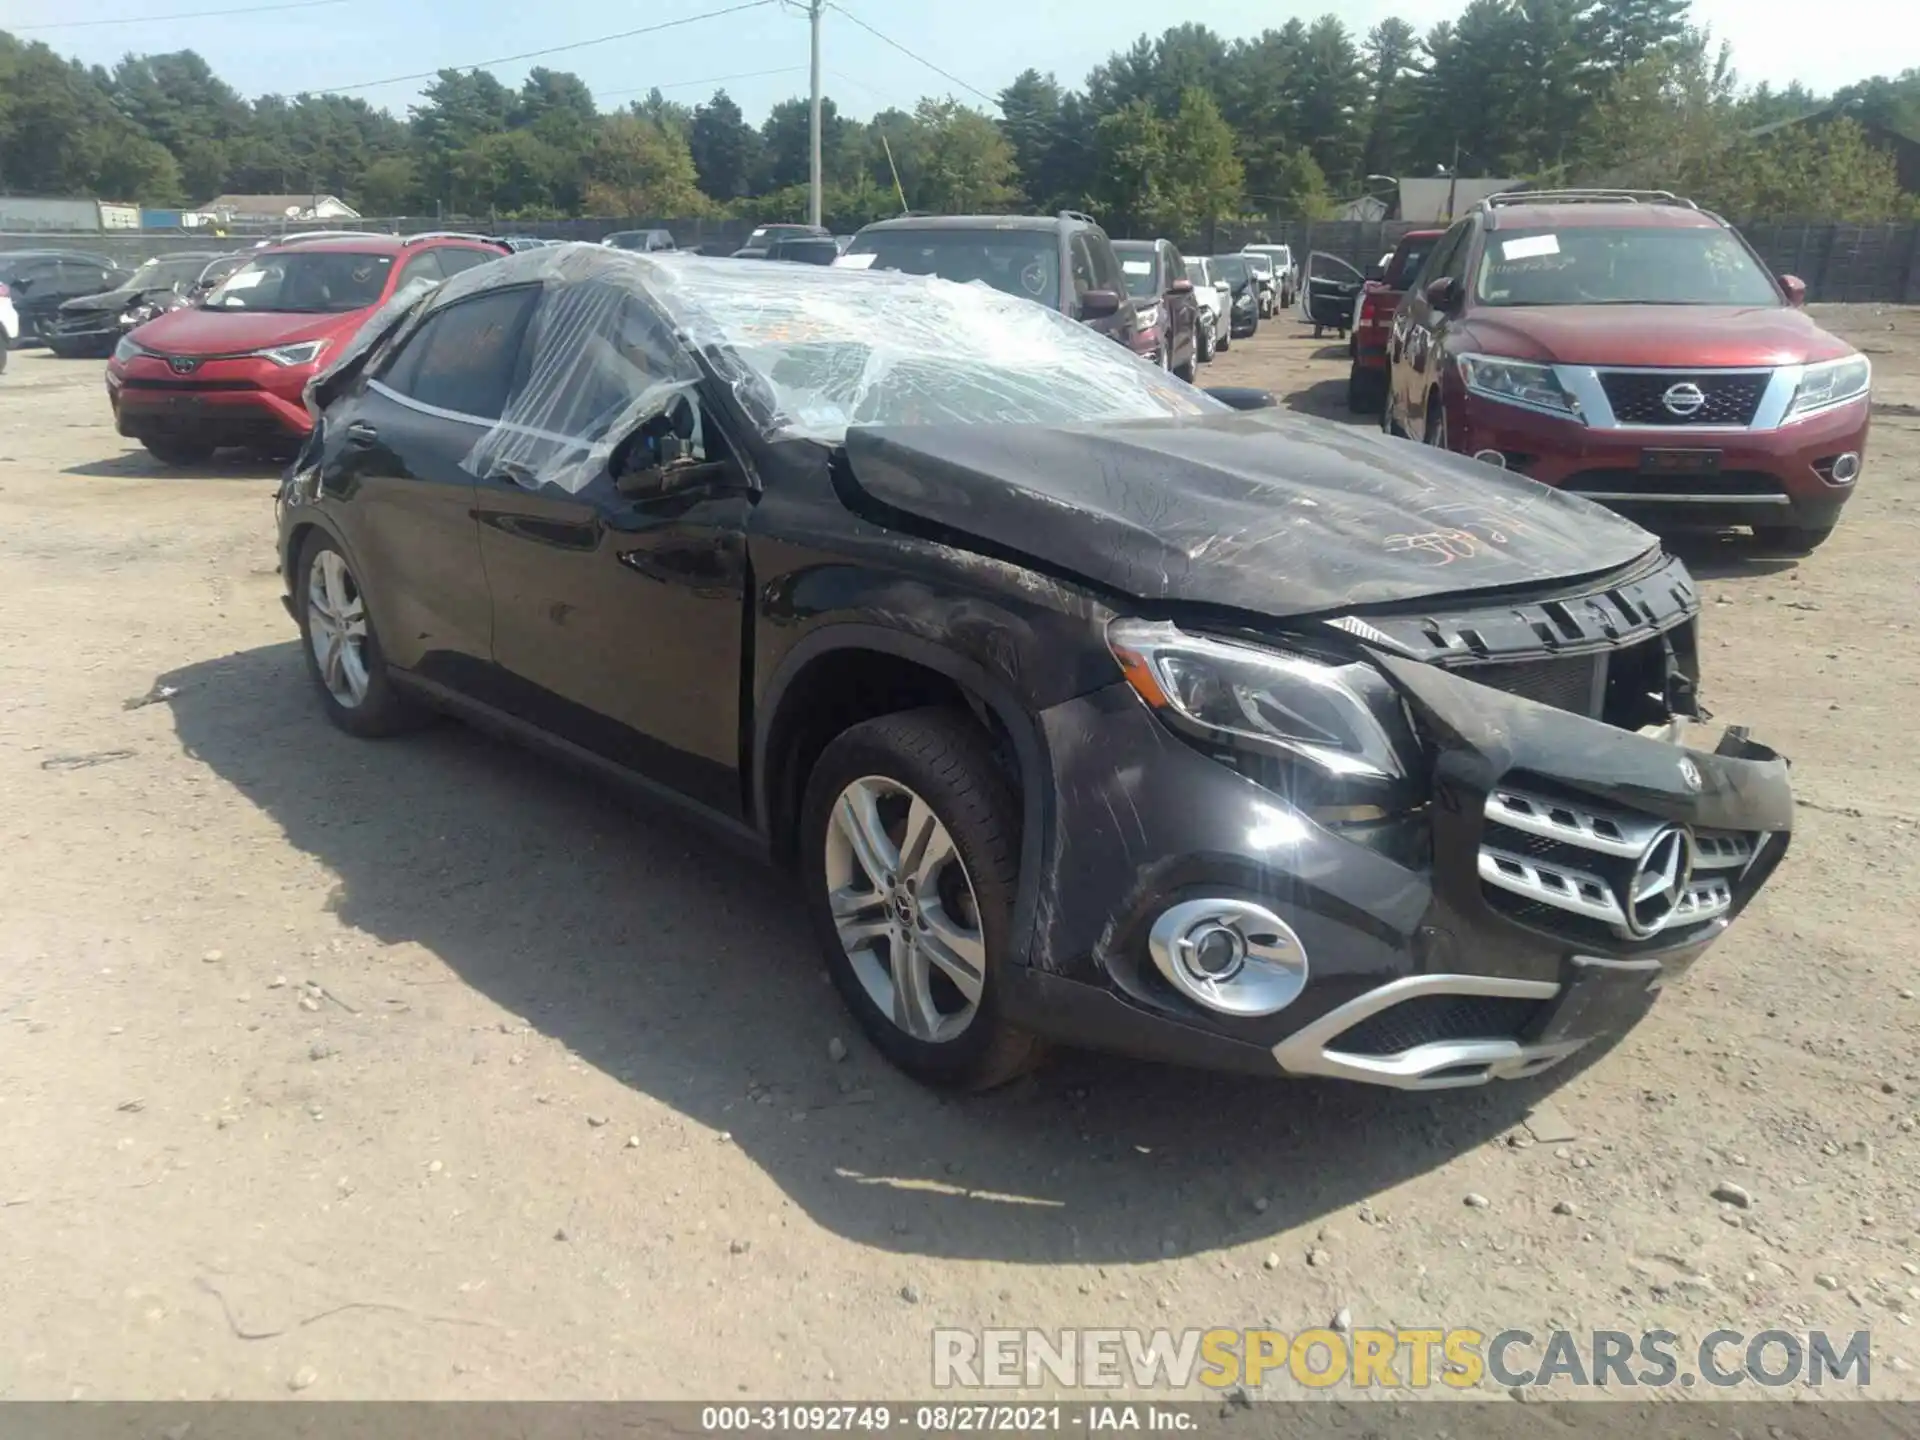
[824, 775, 986, 1044]
[305, 548, 372, 709]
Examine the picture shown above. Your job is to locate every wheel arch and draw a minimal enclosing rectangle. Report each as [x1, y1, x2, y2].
[754, 625, 1052, 969]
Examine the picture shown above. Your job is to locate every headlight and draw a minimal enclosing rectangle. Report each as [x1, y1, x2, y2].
[112, 335, 147, 365]
[1136, 302, 1162, 329]
[1458, 354, 1581, 417]
[118, 304, 157, 327]
[256, 339, 328, 367]
[1785, 354, 1871, 420]
[1108, 619, 1408, 782]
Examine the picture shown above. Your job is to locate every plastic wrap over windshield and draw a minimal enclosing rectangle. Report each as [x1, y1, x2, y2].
[318, 243, 1219, 496]
[643, 254, 1219, 443]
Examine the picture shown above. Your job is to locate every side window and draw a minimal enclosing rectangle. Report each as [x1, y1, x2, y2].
[434, 247, 497, 278]
[1162, 242, 1184, 286]
[1088, 234, 1126, 294]
[1441, 222, 1476, 284]
[388, 249, 445, 310]
[1067, 234, 1097, 297]
[379, 286, 538, 422]
[1414, 222, 1467, 290]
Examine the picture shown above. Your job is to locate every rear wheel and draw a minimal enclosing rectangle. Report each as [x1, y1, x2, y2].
[800, 709, 1040, 1091]
[1423, 393, 1449, 450]
[1347, 364, 1385, 415]
[142, 437, 215, 466]
[1752, 524, 1835, 557]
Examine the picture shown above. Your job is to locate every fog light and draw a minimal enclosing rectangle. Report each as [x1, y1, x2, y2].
[1472, 449, 1507, 468]
[1147, 899, 1309, 1016]
[1831, 452, 1861, 484]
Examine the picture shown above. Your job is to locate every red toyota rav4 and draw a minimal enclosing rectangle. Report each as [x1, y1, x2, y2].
[108, 233, 506, 465]
[1385, 191, 1871, 554]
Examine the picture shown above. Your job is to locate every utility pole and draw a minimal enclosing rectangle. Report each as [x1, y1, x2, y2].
[807, 0, 825, 229]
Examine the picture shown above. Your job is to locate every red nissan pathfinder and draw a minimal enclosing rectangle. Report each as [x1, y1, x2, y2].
[108, 233, 506, 465]
[1385, 190, 1870, 555]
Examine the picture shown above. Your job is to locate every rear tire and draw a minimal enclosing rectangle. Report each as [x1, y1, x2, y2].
[1752, 524, 1835, 557]
[142, 437, 216, 466]
[800, 708, 1041, 1091]
[1423, 393, 1449, 450]
[1347, 364, 1384, 415]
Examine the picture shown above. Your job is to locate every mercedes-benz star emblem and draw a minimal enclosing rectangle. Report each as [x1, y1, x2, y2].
[1625, 824, 1696, 938]
[1678, 756, 1703, 792]
[1661, 382, 1707, 418]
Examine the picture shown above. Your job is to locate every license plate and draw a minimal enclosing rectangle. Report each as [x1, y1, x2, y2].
[1640, 448, 1721, 476]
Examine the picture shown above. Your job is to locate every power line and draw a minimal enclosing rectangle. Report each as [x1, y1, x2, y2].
[316, 0, 780, 94]
[827, 2, 999, 110]
[13, 0, 345, 29]
[598, 65, 807, 103]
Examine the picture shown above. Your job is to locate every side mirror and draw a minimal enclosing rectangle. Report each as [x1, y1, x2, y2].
[1079, 288, 1121, 319]
[1424, 276, 1460, 311]
[1366, 265, 1386, 283]
[1204, 386, 1278, 411]
[1168, 277, 1194, 296]
[1780, 274, 1807, 308]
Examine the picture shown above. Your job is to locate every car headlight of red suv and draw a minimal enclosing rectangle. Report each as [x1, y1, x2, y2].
[256, 339, 329, 368]
[1457, 354, 1582, 417]
[1785, 354, 1871, 421]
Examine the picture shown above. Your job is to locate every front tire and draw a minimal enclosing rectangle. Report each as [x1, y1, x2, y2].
[294, 531, 427, 738]
[1423, 392, 1449, 451]
[1174, 324, 1198, 381]
[1196, 315, 1216, 363]
[800, 709, 1040, 1091]
[142, 437, 215, 466]
[1752, 524, 1835, 557]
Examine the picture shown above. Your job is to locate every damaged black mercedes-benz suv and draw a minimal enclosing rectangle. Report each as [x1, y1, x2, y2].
[276, 244, 1793, 1091]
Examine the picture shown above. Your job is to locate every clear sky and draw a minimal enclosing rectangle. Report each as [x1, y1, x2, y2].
[9, 0, 1903, 126]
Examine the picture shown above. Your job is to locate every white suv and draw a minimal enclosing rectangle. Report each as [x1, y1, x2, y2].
[0, 282, 17, 375]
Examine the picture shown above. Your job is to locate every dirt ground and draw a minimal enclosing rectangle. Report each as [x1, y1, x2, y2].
[1, 307, 1917, 1403]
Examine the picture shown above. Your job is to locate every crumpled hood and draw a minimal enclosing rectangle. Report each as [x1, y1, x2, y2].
[58, 285, 146, 315]
[840, 410, 1660, 617]
[1460, 304, 1855, 368]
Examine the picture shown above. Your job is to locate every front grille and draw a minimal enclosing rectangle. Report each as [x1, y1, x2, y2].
[1455, 655, 1600, 717]
[1332, 994, 1549, 1056]
[1478, 777, 1755, 947]
[121, 378, 259, 392]
[1599, 370, 1768, 427]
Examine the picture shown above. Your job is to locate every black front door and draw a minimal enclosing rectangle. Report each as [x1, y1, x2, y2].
[474, 402, 753, 816]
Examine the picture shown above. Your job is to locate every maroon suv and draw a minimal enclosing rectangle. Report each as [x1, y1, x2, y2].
[1385, 191, 1871, 554]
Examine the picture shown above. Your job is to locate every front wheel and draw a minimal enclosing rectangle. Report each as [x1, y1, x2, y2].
[142, 437, 215, 466]
[800, 709, 1040, 1091]
[294, 531, 428, 738]
[1174, 325, 1198, 382]
[1423, 393, 1449, 450]
[1196, 315, 1216, 363]
[1752, 523, 1835, 557]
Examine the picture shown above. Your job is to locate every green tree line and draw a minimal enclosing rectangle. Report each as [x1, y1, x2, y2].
[0, 0, 1913, 230]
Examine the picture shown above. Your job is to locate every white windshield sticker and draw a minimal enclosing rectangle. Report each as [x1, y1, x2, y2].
[1121, 259, 1153, 275]
[222, 269, 266, 290]
[833, 252, 877, 269]
[1501, 235, 1560, 260]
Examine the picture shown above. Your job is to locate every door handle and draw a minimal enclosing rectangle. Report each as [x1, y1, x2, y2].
[345, 420, 379, 449]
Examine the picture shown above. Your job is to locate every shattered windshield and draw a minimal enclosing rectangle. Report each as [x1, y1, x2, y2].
[645, 252, 1216, 440]
[840, 228, 1062, 309]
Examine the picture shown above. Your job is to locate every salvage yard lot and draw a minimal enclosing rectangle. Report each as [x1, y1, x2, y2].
[1, 308, 1918, 1401]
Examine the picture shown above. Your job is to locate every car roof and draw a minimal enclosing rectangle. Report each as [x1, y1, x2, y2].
[0, 249, 112, 262]
[858, 215, 1064, 233]
[1482, 203, 1723, 232]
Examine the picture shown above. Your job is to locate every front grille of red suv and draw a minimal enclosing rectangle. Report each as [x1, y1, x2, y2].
[1598, 370, 1769, 427]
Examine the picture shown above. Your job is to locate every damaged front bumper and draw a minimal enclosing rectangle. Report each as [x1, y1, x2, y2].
[1002, 654, 1791, 1090]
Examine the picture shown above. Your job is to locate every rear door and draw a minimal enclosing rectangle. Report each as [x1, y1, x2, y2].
[315, 284, 541, 688]
[471, 283, 754, 814]
[1161, 241, 1196, 366]
[1391, 219, 1470, 432]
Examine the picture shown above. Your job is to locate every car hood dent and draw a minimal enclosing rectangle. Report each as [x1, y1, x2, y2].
[839, 411, 1660, 617]
[130, 306, 361, 356]
[1460, 305, 1855, 368]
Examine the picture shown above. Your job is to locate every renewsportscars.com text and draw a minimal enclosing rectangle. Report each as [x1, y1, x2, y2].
[932, 1327, 1873, 1391]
